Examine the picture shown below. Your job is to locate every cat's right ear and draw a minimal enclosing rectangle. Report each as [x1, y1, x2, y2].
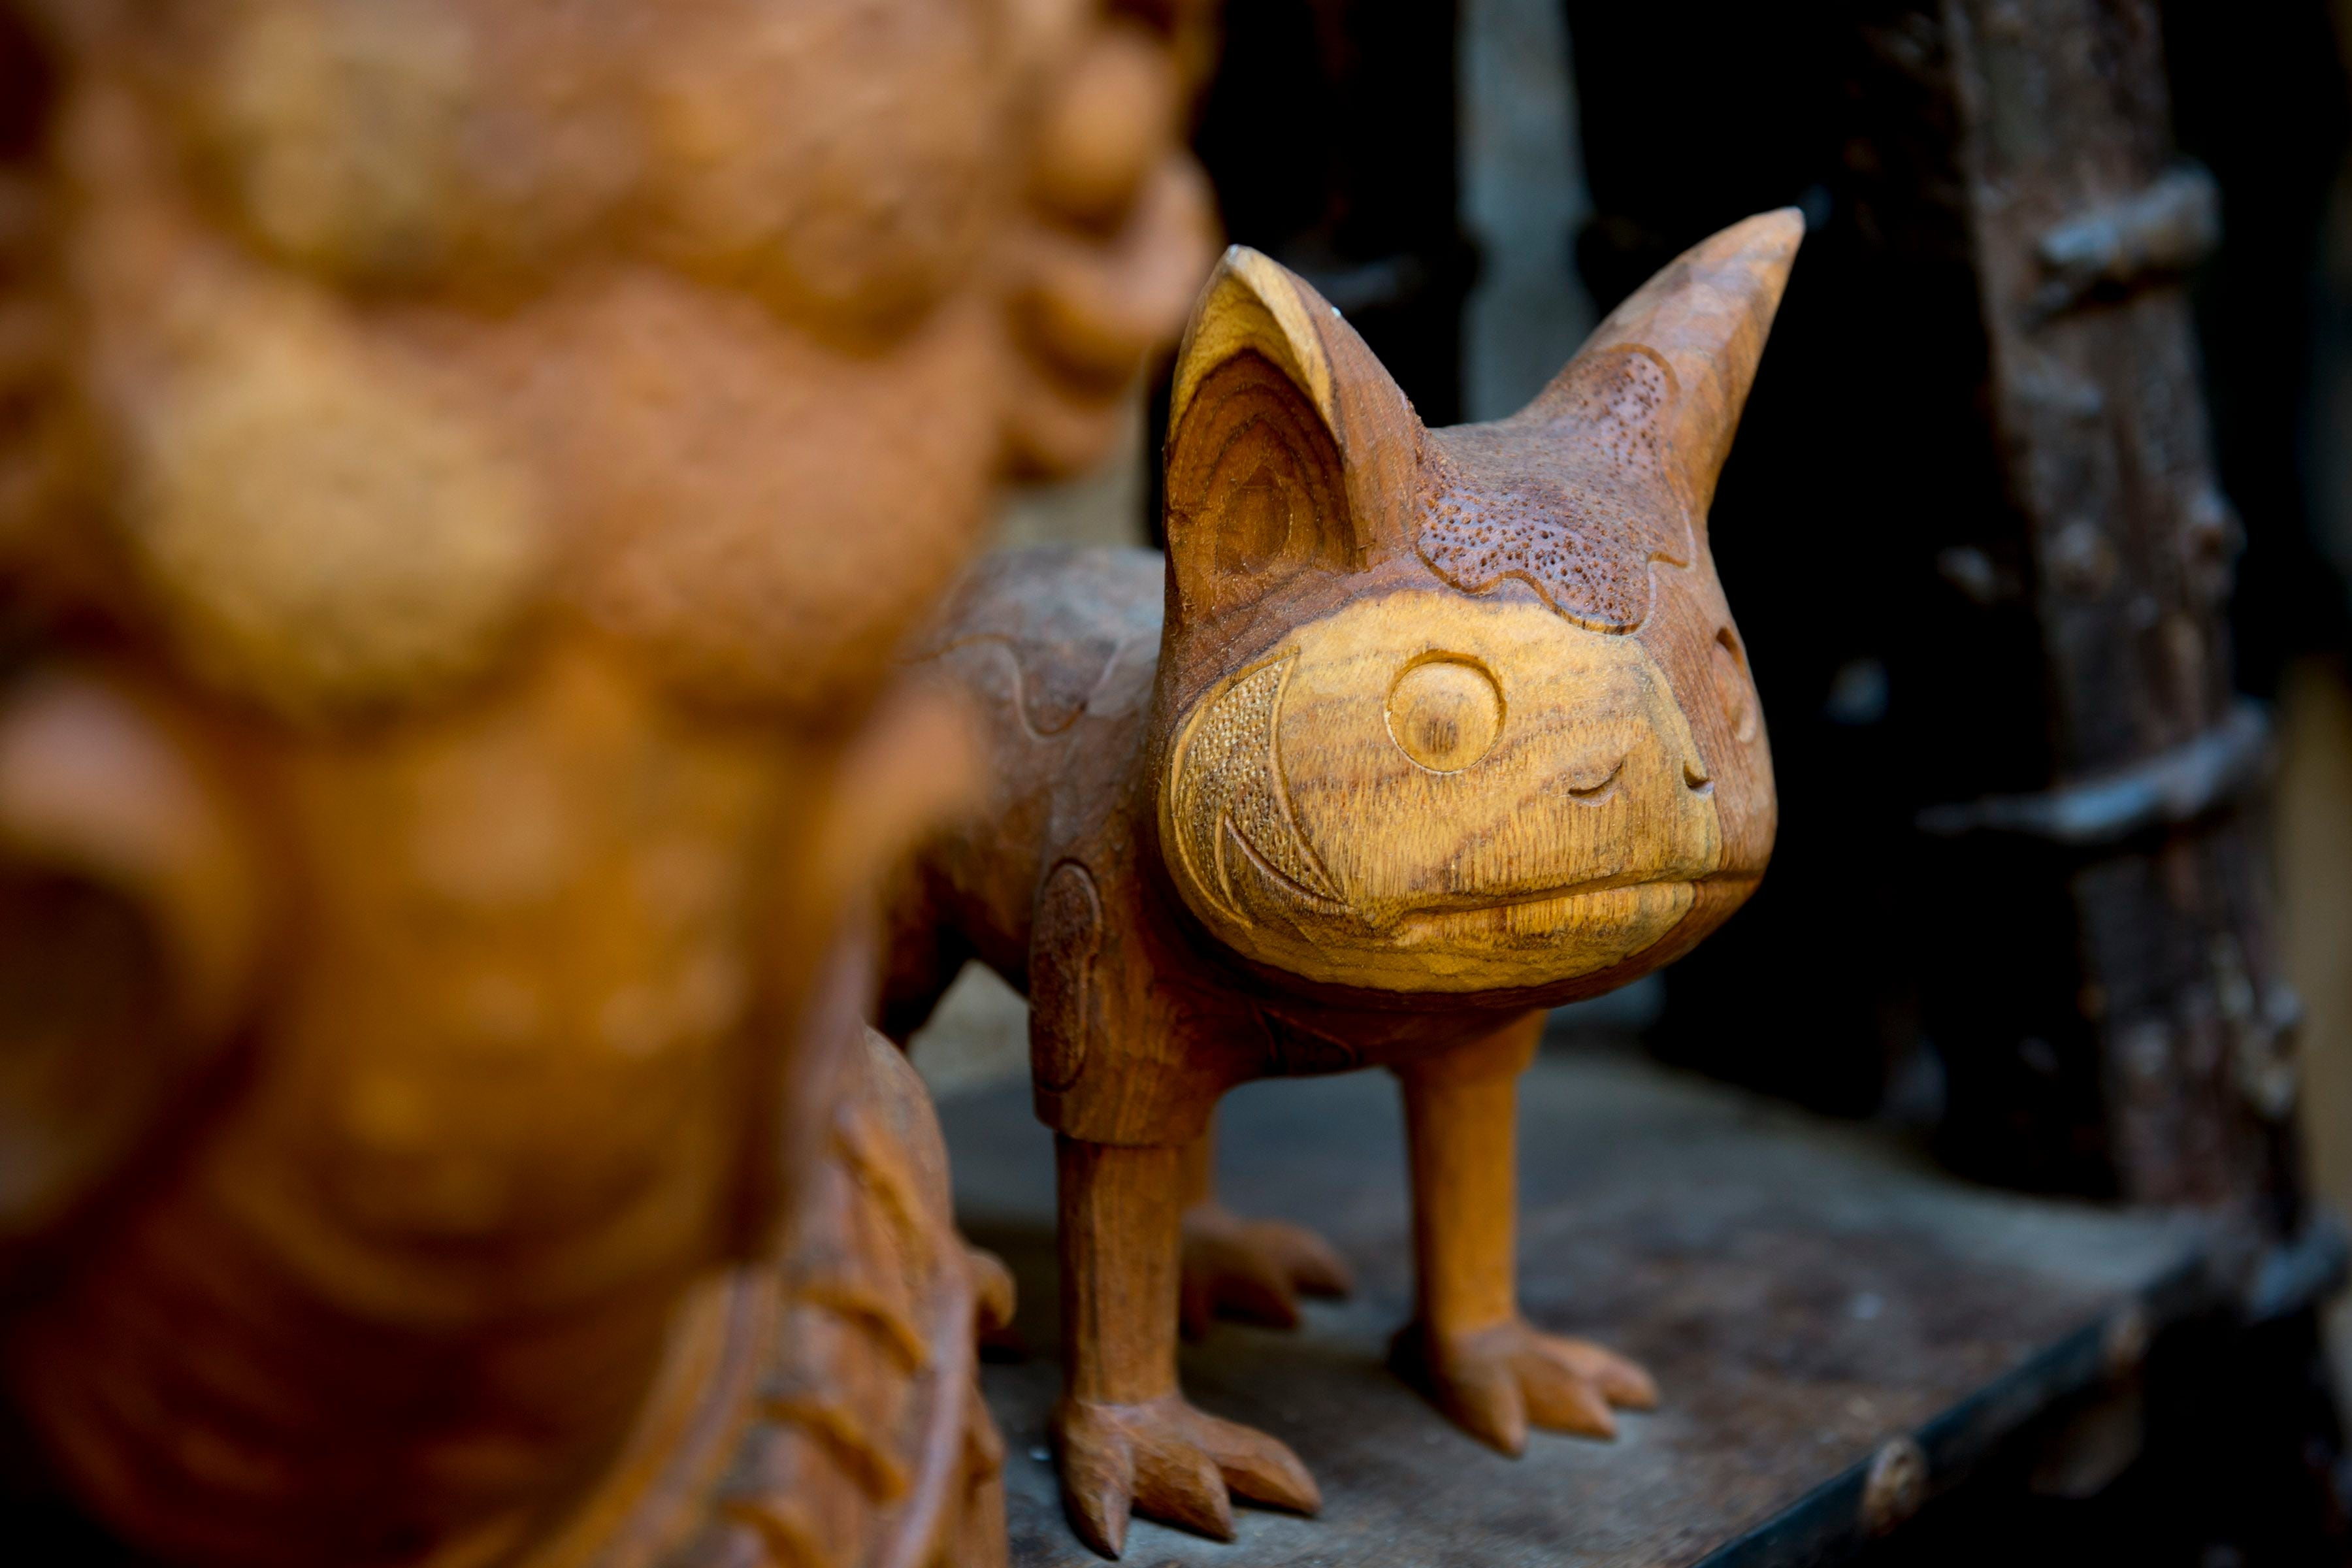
[1161, 247, 1421, 623]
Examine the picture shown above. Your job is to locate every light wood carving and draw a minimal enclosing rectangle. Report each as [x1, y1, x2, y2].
[0, 2, 1211, 1565]
[886, 212, 1798, 1555]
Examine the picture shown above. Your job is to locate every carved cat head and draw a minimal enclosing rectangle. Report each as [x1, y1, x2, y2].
[1151, 213, 1797, 999]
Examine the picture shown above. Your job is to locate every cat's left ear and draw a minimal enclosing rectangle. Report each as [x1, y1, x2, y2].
[1162, 247, 1422, 622]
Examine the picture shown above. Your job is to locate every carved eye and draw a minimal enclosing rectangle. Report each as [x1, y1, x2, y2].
[1386, 657, 1503, 772]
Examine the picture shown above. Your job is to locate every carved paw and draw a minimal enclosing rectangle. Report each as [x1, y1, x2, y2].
[1052, 1392, 1320, 1558]
[965, 1243, 1015, 1331]
[966, 1241, 1022, 1353]
[1178, 1203, 1354, 1337]
[1395, 1317, 1658, 1456]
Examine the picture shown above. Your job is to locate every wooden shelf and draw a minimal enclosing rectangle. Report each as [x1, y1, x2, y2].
[939, 1047, 2316, 1566]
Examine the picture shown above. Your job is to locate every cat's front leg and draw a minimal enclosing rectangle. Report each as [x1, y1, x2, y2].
[1391, 1011, 1658, 1454]
[1052, 1135, 1320, 1557]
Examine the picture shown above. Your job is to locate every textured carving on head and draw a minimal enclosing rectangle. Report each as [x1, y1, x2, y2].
[1154, 218, 1799, 996]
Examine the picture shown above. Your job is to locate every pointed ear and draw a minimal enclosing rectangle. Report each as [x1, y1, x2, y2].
[1162, 246, 1421, 622]
[1516, 208, 1801, 521]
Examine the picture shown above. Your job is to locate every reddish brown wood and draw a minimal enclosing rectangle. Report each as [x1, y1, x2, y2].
[0, 3, 1213, 1564]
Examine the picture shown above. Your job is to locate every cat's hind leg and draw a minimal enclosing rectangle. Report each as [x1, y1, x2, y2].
[1175, 1111, 1353, 1338]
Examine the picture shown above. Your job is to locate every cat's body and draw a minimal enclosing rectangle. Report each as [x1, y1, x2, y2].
[884, 216, 1803, 1556]
[883, 546, 1163, 1035]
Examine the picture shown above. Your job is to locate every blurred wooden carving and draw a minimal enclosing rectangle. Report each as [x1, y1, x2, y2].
[0, 1, 1211, 1564]
[885, 215, 1798, 1555]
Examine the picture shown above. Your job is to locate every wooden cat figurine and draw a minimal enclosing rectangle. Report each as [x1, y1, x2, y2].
[885, 211, 1799, 1556]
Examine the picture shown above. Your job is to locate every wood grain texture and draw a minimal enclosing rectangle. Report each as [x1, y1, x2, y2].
[887, 214, 1799, 1553]
[0, 3, 1212, 1564]
[1392, 1012, 1656, 1456]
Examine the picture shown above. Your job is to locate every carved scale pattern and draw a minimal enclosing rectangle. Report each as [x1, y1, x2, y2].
[1417, 350, 1691, 634]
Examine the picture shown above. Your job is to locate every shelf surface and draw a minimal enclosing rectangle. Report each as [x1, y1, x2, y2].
[940, 1047, 2217, 1567]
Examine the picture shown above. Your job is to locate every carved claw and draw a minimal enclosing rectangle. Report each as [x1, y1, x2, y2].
[1394, 1318, 1657, 1456]
[966, 1243, 1017, 1339]
[1178, 1204, 1354, 1338]
[1052, 1392, 1320, 1558]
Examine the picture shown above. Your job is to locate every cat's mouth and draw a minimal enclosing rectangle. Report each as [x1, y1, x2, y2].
[1222, 812, 1723, 952]
[1189, 832, 1746, 994]
[1387, 878, 1698, 945]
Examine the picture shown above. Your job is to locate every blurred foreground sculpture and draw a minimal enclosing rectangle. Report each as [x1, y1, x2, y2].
[0, 1, 1212, 1563]
[883, 214, 1799, 1554]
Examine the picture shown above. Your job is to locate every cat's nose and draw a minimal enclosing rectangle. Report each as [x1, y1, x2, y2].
[1683, 758, 1714, 795]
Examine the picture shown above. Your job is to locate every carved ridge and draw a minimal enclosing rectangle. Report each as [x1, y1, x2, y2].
[924, 632, 1137, 742]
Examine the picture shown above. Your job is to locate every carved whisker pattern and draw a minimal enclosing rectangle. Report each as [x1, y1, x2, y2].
[1169, 653, 1343, 921]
